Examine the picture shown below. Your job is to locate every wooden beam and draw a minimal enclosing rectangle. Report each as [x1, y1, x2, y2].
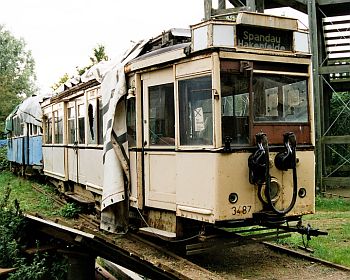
[323, 176, 350, 187]
[322, 135, 350, 144]
[318, 0, 350, 5]
[319, 65, 350, 75]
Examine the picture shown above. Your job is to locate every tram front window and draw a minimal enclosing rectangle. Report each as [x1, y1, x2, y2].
[253, 75, 308, 123]
[179, 76, 213, 146]
[221, 72, 250, 145]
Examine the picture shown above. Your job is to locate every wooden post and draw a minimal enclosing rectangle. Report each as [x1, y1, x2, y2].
[218, 0, 226, 9]
[204, 0, 212, 20]
[246, 0, 256, 12]
[256, 0, 264, 13]
[308, 0, 324, 193]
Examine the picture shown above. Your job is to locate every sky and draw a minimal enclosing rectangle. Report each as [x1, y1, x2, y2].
[0, 0, 308, 94]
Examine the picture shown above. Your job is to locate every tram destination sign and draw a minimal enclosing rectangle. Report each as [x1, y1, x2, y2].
[236, 26, 292, 51]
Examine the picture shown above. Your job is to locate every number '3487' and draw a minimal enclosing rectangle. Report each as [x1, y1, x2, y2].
[232, 205, 251, 215]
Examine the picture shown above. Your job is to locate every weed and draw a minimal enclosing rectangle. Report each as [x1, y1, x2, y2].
[58, 202, 81, 219]
[0, 146, 9, 171]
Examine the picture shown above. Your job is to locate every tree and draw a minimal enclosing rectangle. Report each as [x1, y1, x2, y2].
[76, 44, 109, 75]
[0, 25, 37, 134]
[51, 73, 69, 91]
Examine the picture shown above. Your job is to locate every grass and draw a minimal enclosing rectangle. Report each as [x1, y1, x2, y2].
[0, 171, 61, 217]
[278, 196, 350, 267]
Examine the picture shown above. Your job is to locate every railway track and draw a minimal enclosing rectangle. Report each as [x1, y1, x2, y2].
[28, 182, 350, 280]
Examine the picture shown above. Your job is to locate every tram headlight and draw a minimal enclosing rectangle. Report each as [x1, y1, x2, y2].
[228, 193, 238, 204]
[298, 187, 307, 198]
[269, 179, 281, 202]
[261, 178, 281, 203]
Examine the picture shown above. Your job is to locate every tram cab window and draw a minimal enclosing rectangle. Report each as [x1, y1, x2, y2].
[53, 110, 63, 144]
[179, 76, 213, 146]
[253, 75, 308, 123]
[221, 72, 250, 145]
[67, 106, 76, 144]
[148, 83, 175, 146]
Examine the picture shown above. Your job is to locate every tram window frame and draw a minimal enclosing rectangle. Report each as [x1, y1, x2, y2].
[252, 74, 308, 124]
[77, 102, 85, 144]
[44, 115, 53, 144]
[178, 75, 213, 146]
[97, 97, 103, 145]
[147, 83, 175, 146]
[67, 103, 76, 144]
[220, 69, 251, 145]
[53, 109, 63, 144]
[87, 88, 103, 146]
[127, 97, 137, 148]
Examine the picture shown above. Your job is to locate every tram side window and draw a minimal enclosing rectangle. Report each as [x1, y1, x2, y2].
[221, 72, 250, 145]
[127, 97, 136, 147]
[68, 107, 76, 144]
[87, 101, 97, 144]
[32, 125, 37, 135]
[148, 83, 175, 146]
[98, 97, 103, 145]
[179, 76, 213, 146]
[253, 75, 308, 123]
[78, 104, 85, 144]
[54, 110, 63, 144]
[45, 116, 52, 144]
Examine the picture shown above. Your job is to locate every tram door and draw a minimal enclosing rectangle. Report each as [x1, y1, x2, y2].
[142, 69, 177, 211]
[67, 99, 85, 183]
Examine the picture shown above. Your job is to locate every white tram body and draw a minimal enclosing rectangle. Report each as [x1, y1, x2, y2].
[42, 12, 314, 237]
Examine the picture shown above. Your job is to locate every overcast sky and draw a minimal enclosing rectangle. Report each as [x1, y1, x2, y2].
[0, 0, 307, 94]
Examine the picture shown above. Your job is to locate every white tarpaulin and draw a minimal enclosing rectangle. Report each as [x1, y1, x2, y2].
[17, 94, 51, 127]
[99, 40, 147, 233]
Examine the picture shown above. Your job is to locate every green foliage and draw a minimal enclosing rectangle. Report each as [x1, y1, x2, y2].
[0, 180, 67, 278]
[51, 73, 69, 91]
[0, 146, 9, 170]
[54, 44, 109, 86]
[58, 202, 81, 219]
[89, 44, 109, 65]
[0, 186, 26, 267]
[315, 195, 350, 211]
[0, 171, 60, 216]
[0, 25, 37, 132]
[8, 252, 68, 280]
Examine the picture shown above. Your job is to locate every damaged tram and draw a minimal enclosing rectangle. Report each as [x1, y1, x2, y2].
[9, 12, 318, 239]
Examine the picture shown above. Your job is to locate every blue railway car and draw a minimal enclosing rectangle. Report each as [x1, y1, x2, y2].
[5, 96, 46, 174]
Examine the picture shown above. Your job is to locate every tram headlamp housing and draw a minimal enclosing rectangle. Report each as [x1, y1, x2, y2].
[298, 187, 307, 198]
[268, 179, 281, 202]
[261, 178, 281, 203]
[229, 193, 238, 204]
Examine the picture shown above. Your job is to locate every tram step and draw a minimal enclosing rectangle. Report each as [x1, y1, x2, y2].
[139, 227, 176, 239]
[65, 192, 95, 205]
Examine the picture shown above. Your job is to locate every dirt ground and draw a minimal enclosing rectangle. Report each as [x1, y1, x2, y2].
[189, 242, 350, 280]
